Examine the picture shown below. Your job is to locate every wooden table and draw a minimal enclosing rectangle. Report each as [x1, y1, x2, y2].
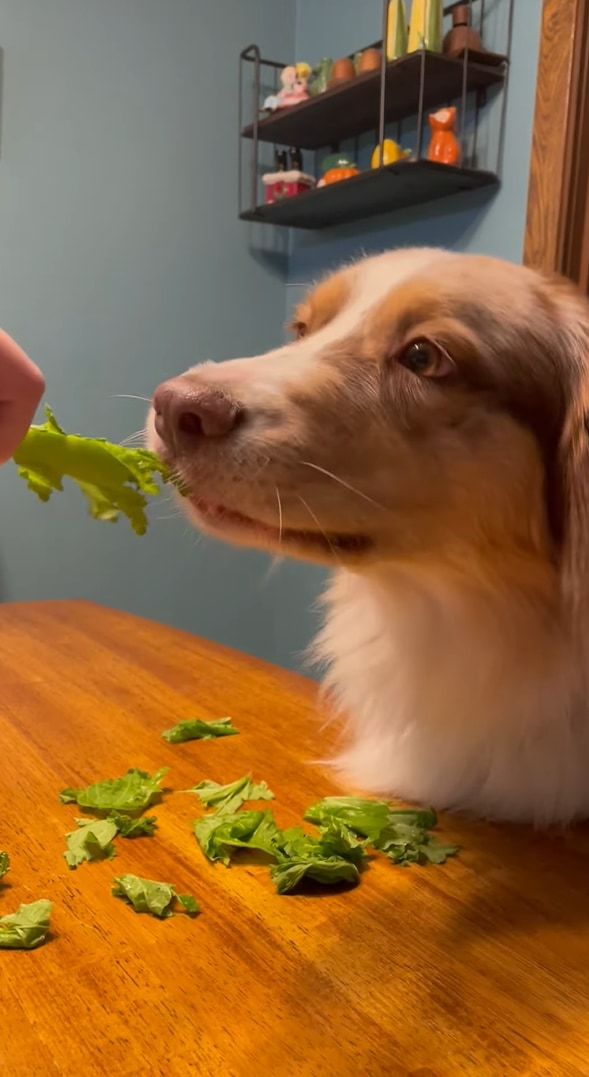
[2, 602, 589, 1076]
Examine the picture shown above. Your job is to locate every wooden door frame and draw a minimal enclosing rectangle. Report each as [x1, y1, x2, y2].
[524, 0, 589, 288]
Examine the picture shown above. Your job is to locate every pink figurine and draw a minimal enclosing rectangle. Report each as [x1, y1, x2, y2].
[263, 63, 311, 111]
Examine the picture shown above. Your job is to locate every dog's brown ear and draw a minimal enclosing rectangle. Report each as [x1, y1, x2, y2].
[558, 307, 589, 634]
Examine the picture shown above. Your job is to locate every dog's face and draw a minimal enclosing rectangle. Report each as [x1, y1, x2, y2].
[148, 249, 589, 580]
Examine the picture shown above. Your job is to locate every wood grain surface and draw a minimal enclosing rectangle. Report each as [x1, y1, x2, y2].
[523, 0, 586, 279]
[2, 601, 589, 1076]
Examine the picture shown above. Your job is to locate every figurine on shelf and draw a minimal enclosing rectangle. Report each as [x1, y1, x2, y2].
[263, 63, 311, 111]
[386, 0, 408, 61]
[443, 4, 484, 58]
[309, 58, 333, 96]
[408, 0, 443, 53]
[262, 160, 315, 204]
[329, 57, 356, 87]
[317, 153, 359, 187]
[370, 138, 411, 168]
[427, 107, 461, 166]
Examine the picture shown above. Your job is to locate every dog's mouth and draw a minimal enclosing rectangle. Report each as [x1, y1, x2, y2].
[188, 495, 373, 557]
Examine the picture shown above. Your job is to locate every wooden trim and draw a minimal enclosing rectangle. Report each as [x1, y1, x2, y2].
[523, 0, 589, 283]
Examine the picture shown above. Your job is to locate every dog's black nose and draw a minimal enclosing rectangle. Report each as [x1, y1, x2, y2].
[153, 379, 242, 444]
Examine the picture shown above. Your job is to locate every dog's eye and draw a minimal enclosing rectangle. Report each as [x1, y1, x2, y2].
[397, 339, 454, 378]
[291, 320, 308, 340]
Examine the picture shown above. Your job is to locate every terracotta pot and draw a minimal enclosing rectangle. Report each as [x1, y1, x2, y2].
[357, 48, 381, 74]
[329, 57, 355, 86]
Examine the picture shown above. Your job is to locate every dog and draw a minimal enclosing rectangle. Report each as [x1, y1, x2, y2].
[148, 248, 589, 825]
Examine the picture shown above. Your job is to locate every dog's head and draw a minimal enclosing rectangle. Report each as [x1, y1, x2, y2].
[148, 248, 589, 614]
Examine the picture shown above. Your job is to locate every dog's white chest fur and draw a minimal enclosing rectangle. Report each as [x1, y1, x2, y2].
[315, 567, 589, 825]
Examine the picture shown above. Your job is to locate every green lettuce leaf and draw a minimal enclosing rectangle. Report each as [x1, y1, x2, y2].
[112, 874, 199, 919]
[194, 809, 281, 866]
[194, 808, 363, 893]
[304, 797, 457, 866]
[13, 405, 172, 535]
[374, 823, 458, 866]
[304, 796, 399, 841]
[186, 774, 274, 814]
[59, 767, 167, 814]
[162, 717, 238, 744]
[0, 852, 9, 879]
[64, 818, 118, 869]
[107, 812, 157, 837]
[0, 899, 53, 949]
[270, 822, 365, 895]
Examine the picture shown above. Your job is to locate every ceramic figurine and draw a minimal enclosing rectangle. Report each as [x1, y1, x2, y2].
[386, 0, 408, 61]
[427, 107, 461, 166]
[317, 152, 359, 187]
[263, 169, 315, 204]
[355, 48, 381, 74]
[408, 0, 443, 53]
[329, 57, 356, 87]
[443, 4, 484, 58]
[263, 62, 311, 111]
[370, 138, 411, 168]
[309, 58, 333, 96]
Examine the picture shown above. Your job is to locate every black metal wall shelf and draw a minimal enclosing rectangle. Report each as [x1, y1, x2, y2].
[238, 0, 513, 231]
[242, 51, 506, 151]
[240, 159, 497, 230]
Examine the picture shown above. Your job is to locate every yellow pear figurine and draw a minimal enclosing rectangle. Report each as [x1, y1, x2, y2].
[371, 139, 404, 168]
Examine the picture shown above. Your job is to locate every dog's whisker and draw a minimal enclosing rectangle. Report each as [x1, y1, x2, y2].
[275, 486, 284, 547]
[297, 494, 343, 566]
[301, 460, 386, 511]
[112, 393, 152, 404]
[120, 429, 146, 447]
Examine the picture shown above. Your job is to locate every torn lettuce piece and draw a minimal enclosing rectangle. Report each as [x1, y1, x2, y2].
[194, 809, 281, 866]
[194, 809, 363, 893]
[0, 852, 9, 879]
[186, 774, 274, 814]
[0, 899, 53, 949]
[162, 717, 238, 744]
[374, 823, 458, 866]
[112, 874, 200, 919]
[305, 797, 437, 840]
[107, 812, 157, 838]
[13, 405, 171, 535]
[270, 822, 365, 895]
[64, 818, 118, 869]
[304, 796, 399, 841]
[59, 767, 168, 814]
[304, 796, 457, 866]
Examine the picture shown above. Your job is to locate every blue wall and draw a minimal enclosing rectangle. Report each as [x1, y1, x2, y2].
[0, 0, 316, 668]
[0, 1, 542, 671]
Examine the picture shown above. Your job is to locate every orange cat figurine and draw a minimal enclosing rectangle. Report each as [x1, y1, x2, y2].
[427, 106, 460, 166]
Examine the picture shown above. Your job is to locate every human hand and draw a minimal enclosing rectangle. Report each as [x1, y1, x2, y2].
[0, 330, 45, 465]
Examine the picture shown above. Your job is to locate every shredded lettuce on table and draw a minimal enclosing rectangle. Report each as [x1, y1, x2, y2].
[304, 797, 458, 866]
[0, 899, 53, 949]
[13, 405, 171, 535]
[60, 767, 168, 815]
[64, 818, 118, 869]
[194, 809, 365, 893]
[162, 717, 238, 744]
[112, 873, 199, 919]
[0, 852, 9, 879]
[185, 774, 274, 814]
[107, 813, 158, 838]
